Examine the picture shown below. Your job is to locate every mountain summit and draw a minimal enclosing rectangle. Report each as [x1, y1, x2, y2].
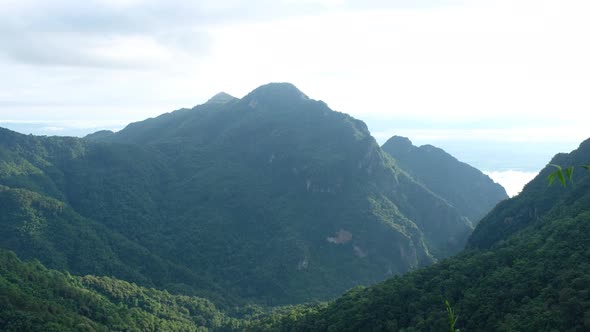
[383, 135, 413, 152]
[241, 82, 309, 109]
[205, 92, 237, 104]
[245, 82, 308, 100]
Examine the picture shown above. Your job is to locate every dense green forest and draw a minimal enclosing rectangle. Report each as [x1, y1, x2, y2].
[246, 138, 590, 331]
[0, 83, 499, 306]
[0, 249, 243, 331]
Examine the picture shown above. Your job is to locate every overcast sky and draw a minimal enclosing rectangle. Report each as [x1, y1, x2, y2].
[1, 0, 589, 195]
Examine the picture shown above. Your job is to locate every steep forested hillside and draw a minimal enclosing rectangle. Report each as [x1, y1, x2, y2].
[249, 138, 590, 331]
[0, 129, 232, 305]
[382, 135, 508, 224]
[469, 137, 590, 249]
[0, 83, 483, 305]
[0, 249, 242, 332]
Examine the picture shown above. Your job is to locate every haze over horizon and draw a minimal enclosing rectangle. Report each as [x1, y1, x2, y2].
[2, 0, 589, 195]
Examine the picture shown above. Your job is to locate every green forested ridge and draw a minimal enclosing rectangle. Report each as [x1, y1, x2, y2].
[0, 83, 482, 306]
[0, 249, 243, 331]
[382, 135, 508, 224]
[0, 184, 232, 305]
[469, 137, 590, 249]
[247, 138, 590, 331]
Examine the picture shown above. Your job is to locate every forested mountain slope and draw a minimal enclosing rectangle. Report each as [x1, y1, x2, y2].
[0, 249, 242, 332]
[469, 137, 590, 249]
[382, 135, 508, 224]
[250, 138, 590, 331]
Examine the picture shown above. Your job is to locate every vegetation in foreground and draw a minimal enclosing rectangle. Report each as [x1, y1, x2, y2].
[0, 249, 245, 331]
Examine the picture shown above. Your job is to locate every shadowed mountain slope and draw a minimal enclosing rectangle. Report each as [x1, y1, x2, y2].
[382, 135, 508, 224]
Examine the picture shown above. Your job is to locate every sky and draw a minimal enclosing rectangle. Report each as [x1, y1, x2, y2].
[1, 0, 589, 196]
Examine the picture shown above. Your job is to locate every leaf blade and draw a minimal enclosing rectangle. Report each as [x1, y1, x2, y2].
[565, 167, 574, 184]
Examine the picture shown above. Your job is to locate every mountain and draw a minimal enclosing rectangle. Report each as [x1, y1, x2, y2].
[382, 135, 508, 224]
[251, 138, 590, 331]
[0, 83, 475, 306]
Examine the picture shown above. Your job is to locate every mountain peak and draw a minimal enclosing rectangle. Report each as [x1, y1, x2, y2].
[243, 82, 309, 108]
[251, 82, 306, 96]
[383, 136, 415, 153]
[205, 92, 237, 105]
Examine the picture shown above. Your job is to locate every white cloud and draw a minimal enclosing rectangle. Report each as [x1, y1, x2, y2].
[485, 170, 538, 197]
[88, 35, 175, 67]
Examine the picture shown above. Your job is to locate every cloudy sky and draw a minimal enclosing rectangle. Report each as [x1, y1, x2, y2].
[1, 0, 589, 195]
